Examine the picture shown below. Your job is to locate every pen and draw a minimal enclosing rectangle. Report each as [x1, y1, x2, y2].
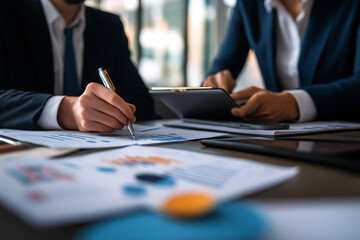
[98, 68, 137, 140]
[0, 136, 29, 154]
[0, 135, 23, 145]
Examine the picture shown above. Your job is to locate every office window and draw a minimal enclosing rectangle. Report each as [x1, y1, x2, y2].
[139, 0, 186, 87]
[87, 0, 263, 89]
[187, 0, 234, 86]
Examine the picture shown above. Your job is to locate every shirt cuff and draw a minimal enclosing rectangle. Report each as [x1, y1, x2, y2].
[286, 90, 317, 122]
[36, 96, 65, 130]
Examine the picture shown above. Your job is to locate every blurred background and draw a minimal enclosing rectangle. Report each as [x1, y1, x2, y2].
[86, 0, 264, 91]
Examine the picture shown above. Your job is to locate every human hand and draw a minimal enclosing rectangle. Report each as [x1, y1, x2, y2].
[57, 83, 136, 132]
[230, 86, 299, 123]
[202, 69, 236, 93]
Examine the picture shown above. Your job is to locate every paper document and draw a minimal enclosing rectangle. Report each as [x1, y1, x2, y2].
[168, 120, 360, 136]
[0, 146, 298, 227]
[0, 124, 226, 149]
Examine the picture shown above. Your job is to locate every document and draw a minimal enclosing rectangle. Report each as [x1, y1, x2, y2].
[0, 146, 298, 227]
[168, 120, 360, 136]
[0, 124, 226, 149]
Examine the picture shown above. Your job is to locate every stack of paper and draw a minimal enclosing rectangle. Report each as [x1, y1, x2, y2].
[168, 120, 360, 136]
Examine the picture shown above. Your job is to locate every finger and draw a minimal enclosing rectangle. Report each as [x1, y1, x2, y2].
[216, 70, 235, 93]
[202, 76, 218, 88]
[231, 97, 261, 118]
[78, 94, 129, 125]
[81, 108, 125, 130]
[241, 112, 271, 121]
[242, 115, 279, 124]
[251, 112, 285, 123]
[80, 120, 115, 133]
[86, 83, 136, 122]
[230, 86, 262, 101]
[237, 105, 282, 123]
[89, 109, 126, 130]
[128, 104, 136, 113]
[76, 111, 116, 132]
[215, 72, 226, 90]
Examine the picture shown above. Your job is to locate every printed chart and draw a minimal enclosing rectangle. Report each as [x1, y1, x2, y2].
[0, 125, 226, 149]
[103, 155, 181, 168]
[0, 146, 298, 227]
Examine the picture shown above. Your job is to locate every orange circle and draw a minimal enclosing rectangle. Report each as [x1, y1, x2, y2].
[162, 192, 215, 218]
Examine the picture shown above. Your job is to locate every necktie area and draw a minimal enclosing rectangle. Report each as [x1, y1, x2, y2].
[64, 24, 80, 96]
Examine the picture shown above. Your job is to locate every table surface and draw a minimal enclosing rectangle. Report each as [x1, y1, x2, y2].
[1, 120, 359, 240]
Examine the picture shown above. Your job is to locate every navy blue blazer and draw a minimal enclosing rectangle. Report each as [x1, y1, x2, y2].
[210, 0, 360, 121]
[0, 0, 157, 130]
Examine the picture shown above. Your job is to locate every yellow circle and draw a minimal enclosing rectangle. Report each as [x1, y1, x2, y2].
[162, 192, 215, 218]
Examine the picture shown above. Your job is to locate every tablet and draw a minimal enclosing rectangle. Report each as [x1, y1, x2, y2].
[150, 88, 238, 120]
[201, 137, 360, 172]
[150, 88, 289, 130]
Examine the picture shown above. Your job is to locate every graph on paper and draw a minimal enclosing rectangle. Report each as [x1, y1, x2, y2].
[41, 133, 110, 143]
[166, 164, 239, 189]
[0, 124, 226, 149]
[96, 128, 187, 142]
[0, 145, 299, 228]
[102, 155, 182, 168]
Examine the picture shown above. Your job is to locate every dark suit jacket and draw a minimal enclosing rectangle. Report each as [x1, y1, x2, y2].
[0, 0, 157, 130]
[210, 0, 360, 121]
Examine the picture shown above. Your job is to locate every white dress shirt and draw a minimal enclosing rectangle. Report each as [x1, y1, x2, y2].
[37, 0, 86, 129]
[264, 0, 317, 122]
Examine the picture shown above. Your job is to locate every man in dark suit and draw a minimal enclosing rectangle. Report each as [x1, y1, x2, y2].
[0, 0, 157, 132]
[203, 0, 360, 123]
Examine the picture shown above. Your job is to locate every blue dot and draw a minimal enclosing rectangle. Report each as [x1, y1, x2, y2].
[87, 141, 97, 143]
[135, 173, 175, 187]
[101, 140, 111, 143]
[123, 185, 146, 196]
[97, 167, 116, 173]
[158, 178, 175, 186]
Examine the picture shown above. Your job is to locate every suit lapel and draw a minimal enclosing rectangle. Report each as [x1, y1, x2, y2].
[268, 11, 279, 92]
[259, 8, 279, 92]
[298, 0, 338, 86]
[20, 0, 54, 93]
[82, 8, 106, 90]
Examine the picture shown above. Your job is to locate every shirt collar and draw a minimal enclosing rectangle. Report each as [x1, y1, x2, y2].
[264, 0, 312, 13]
[41, 0, 86, 29]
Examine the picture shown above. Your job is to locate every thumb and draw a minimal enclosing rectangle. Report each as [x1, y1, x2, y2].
[230, 86, 262, 100]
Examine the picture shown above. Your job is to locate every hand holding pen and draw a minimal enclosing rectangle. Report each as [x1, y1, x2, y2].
[98, 68, 136, 139]
[57, 72, 137, 135]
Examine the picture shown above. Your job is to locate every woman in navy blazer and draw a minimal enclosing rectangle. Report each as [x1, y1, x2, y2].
[203, 0, 360, 122]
